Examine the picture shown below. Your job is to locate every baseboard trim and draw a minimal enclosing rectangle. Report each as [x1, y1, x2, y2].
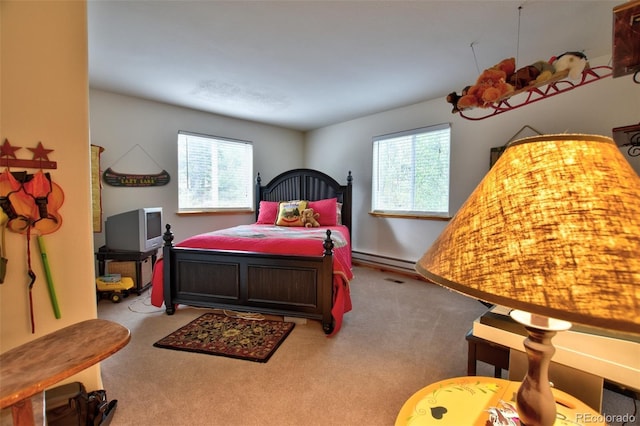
[352, 251, 424, 280]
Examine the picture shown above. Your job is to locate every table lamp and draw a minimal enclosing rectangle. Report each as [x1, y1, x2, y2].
[415, 134, 640, 426]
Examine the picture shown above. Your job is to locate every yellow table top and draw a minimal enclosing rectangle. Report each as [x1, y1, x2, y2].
[395, 376, 605, 426]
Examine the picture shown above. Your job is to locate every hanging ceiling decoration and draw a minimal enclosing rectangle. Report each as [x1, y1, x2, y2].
[446, 5, 614, 120]
[454, 65, 612, 121]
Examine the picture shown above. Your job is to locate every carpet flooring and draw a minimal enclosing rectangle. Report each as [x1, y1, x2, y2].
[85, 266, 636, 426]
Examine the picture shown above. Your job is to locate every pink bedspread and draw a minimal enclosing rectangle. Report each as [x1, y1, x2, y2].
[151, 224, 353, 336]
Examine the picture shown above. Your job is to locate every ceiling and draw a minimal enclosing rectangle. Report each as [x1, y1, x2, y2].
[87, 0, 621, 131]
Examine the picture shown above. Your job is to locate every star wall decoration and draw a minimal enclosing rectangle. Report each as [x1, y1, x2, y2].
[1, 139, 22, 159]
[28, 141, 54, 161]
[0, 138, 57, 169]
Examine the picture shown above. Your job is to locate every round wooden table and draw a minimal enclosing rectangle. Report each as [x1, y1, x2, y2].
[395, 376, 605, 426]
[0, 319, 130, 425]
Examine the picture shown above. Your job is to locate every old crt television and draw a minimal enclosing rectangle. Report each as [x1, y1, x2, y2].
[105, 207, 163, 252]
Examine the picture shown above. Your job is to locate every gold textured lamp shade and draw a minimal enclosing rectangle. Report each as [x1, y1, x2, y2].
[416, 134, 639, 426]
[416, 133, 640, 333]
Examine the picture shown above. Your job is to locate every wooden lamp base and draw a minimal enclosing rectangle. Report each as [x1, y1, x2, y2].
[510, 310, 572, 426]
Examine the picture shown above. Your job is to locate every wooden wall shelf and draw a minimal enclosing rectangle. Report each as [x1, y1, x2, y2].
[2, 159, 57, 170]
[613, 123, 640, 157]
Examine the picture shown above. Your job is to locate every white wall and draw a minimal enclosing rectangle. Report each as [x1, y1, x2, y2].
[90, 56, 639, 266]
[305, 55, 640, 264]
[90, 89, 305, 246]
[1, 0, 101, 389]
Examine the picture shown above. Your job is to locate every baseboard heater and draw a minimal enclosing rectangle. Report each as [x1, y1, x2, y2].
[351, 251, 419, 276]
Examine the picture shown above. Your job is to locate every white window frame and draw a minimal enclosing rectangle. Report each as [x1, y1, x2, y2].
[177, 131, 253, 213]
[371, 123, 451, 218]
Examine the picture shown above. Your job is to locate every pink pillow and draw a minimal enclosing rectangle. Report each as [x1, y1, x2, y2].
[308, 198, 338, 226]
[256, 201, 279, 224]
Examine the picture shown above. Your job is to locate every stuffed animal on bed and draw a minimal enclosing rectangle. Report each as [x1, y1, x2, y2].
[301, 208, 320, 228]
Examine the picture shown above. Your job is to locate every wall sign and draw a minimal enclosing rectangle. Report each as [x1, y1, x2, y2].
[102, 143, 170, 187]
[102, 167, 170, 187]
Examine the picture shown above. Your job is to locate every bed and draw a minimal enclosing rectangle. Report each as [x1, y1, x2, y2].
[153, 168, 353, 335]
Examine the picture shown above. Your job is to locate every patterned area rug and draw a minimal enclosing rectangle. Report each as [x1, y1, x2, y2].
[153, 312, 295, 363]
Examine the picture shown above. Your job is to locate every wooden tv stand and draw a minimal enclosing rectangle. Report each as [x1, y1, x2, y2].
[96, 246, 157, 294]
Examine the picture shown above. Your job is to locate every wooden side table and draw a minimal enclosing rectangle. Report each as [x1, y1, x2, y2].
[395, 376, 605, 426]
[466, 329, 510, 377]
[0, 319, 130, 426]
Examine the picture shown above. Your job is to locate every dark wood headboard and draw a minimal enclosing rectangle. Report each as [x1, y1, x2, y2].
[255, 168, 353, 235]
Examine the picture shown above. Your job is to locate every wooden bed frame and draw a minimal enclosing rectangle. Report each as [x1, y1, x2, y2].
[162, 169, 353, 334]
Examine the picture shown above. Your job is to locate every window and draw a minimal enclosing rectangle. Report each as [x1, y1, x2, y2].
[177, 131, 253, 212]
[372, 123, 451, 218]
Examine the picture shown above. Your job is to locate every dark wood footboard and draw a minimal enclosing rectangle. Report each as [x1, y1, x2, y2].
[163, 225, 336, 334]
